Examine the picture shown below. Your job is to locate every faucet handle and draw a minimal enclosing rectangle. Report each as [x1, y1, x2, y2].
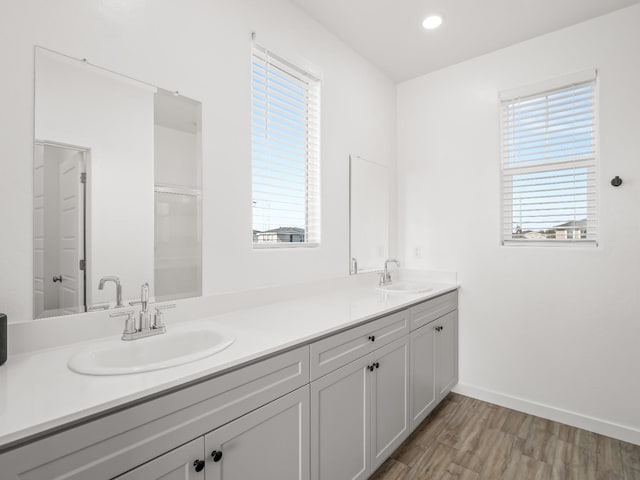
[110, 310, 136, 335]
[153, 304, 175, 329]
[154, 303, 176, 312]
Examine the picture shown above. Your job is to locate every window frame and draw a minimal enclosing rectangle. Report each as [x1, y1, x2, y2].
[250, 43, 322, 249]
[499, 71, 599, 248]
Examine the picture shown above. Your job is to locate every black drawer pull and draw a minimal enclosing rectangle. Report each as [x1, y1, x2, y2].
[211, 450, 223, 462]
[194, 459, 205, 472]
[368, 335, 376, 342]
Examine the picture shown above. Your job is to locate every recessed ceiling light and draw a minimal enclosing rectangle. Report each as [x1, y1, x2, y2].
[422, 14, 443, 30]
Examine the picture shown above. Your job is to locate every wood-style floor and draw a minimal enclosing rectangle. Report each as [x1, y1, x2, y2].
[372, 393, 640, 480]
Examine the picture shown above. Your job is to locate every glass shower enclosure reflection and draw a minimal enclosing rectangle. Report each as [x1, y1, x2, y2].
[154, 189, 201, 302]
[153, 92, 202, 303]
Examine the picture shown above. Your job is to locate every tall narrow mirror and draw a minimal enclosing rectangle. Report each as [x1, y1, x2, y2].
[33, 47, 202, 318]
[349, 155, 389, 274]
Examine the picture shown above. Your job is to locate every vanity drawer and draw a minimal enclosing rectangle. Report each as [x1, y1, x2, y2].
[410, 290, 457, 331]
[310, 309, 409, 381]
[0, 346, 309, 480]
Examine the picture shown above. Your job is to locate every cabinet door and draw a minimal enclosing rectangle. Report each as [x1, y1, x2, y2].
[409, 323, 437, 431]
[204, 386, 309, 480]
[115, 438, 205, 480]
[435, 310, 458, 400]
[370, 337, 410, 472]
[310, 355, 371, 480]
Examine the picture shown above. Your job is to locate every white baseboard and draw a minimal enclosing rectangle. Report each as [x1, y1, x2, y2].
[452, 382, 640, 446]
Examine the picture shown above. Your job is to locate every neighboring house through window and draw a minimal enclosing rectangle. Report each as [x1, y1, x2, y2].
[500, 70, 598, 245]
[251, 43, 321, 247]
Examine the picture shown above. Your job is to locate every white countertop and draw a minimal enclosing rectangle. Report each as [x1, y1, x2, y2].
[0, 281, 457, 450]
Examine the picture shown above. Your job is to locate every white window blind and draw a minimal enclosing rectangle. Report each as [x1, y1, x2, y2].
[501, 74, 597, 245]
[251, 44, 321, 247]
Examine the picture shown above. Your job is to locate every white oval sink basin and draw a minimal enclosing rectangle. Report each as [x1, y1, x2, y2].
[377, 282, 433, 295]
[68, 327, 235, 376]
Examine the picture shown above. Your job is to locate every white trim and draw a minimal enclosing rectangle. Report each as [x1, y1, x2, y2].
[499, 68, 597, 102]
[452, 382, 640, 445]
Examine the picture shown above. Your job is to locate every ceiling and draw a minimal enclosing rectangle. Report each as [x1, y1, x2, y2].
[288, 0, 640, 82]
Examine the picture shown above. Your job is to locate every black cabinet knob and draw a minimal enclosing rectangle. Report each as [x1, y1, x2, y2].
[193, 460, 205, 472]
[52, 275, 63, 283]
[211, 450, 223, 462]
[375, 362, 380, 369]
[367, 365, 374, 372]
[368, 335, 376, 342]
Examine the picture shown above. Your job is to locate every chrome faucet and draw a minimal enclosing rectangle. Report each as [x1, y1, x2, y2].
[379, 259, 400, 286]
[98, 276, 123, 307]
[111, 283, 175, 341]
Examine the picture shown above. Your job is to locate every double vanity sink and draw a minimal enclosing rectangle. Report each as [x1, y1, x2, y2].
[0, 277, 457, 480]
[67, 280, 434, 377]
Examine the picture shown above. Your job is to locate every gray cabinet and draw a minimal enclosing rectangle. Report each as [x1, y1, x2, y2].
[370, 337, 410, 471]
[204, 387, 310, 480]
[409, 323, 437, 431]
[117, 387, 309, 480]
[115, 438, 205, 480]
[409, 308, 458, 432]
[310, 337, 409, 480]
[435, 310, 458, 400]
[310, 310, 409, 381]
[310, 354, 371, 480]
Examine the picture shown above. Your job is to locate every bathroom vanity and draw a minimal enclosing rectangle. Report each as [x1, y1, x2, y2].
[0, 285, 458, 480]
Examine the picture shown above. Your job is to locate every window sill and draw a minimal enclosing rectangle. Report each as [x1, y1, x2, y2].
[253, 242, 320, 250]
[502, 240, 598, 248]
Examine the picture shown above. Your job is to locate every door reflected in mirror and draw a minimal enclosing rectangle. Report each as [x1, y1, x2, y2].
[349, 155, 389, 275]
[33, 47, 202, 319]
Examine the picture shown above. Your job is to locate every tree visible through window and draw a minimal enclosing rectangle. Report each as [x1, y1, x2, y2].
[501, 74, 597, 245]
[251, 44, 321, 246]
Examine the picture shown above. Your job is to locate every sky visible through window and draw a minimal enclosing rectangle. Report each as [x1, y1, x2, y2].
[504, 83, 595, 240]
[252, 55, 309, 242]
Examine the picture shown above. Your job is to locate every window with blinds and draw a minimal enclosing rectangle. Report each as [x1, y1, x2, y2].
[251, 44, 321, 247]
[501, 73, 597, 245]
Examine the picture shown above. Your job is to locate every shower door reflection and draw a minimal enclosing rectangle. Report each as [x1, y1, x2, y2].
[154, 188, 202, 303]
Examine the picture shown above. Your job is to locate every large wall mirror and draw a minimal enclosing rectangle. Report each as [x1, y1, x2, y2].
[349, 155, 389, 274]
[33, 47, 202, 319]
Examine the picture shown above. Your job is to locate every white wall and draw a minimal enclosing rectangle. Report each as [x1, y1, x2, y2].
[398, 5, 640, 442]
[0, 0, 396, 322]
[35, 50, 155, 306]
